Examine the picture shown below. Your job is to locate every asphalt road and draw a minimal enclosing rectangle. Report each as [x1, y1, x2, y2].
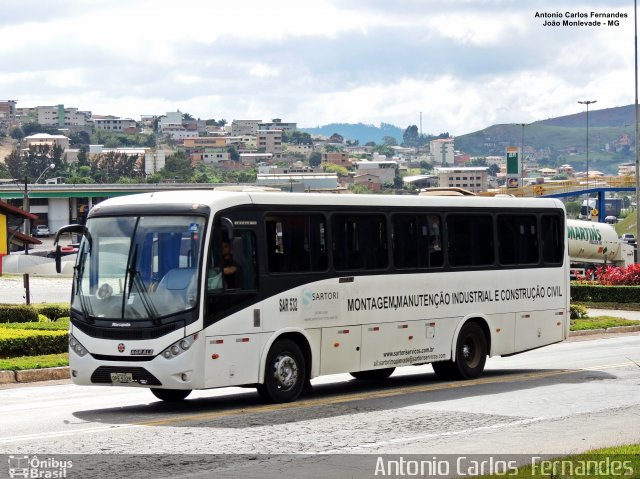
[0, 333, 639, 478]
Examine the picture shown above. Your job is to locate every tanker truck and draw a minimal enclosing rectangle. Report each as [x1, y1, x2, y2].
[567, 219, 635, 278]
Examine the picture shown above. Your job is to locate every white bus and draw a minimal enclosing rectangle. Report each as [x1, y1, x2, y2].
[55, 190, 569, 403]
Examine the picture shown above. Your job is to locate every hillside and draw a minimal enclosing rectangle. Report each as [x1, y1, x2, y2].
[300, 122, 404, 145]
[454, 104, 636, 174]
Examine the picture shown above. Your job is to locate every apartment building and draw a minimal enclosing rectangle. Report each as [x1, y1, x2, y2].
[355, 160, 398, 183]
[286, 143, 313, 158]
[183, 137, 228, 149]
[430, 138, 455, 165]
[36, 105, 90, 128]
[435, 167, 488, 193]
[231, 120, 262, 136]
[258, 118, 297, 132]
[256, 129, 283, 158]
[93, 116, 137, 132]
[0, 100, 17, 121]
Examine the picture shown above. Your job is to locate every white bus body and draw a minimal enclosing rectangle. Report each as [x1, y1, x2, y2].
[59, 191, 569, 403]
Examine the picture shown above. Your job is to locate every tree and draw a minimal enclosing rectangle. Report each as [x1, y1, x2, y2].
[309, 152, 322, 167]
[69, 131, 91, 146]
[21, 122, 58, 137]
[228, 146, 240, 162]
[329, 133, 344, 143]
[90, 151, 143, 183]
[10, 127, 23, 141]
[77, 146, 89, 167]
[488, 164, 500, 177]
[382, 136, 398, 147]
[402, 125, 419, 147]
[4, 149, 23, 179]
[182, 112, 194, 121]
[322, 162, 349, 177]
[160, 152, 194, 181]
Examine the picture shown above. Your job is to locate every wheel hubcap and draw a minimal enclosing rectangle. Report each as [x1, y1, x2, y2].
[463, 337, 479, 367]
[273, 353, 298, 390]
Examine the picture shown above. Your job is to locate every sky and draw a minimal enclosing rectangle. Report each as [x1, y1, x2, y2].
[0, 0, 636, 136]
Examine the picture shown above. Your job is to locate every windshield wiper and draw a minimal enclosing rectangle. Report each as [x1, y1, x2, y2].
[73, 247, 95, 323]
[125, 245, 160, 324]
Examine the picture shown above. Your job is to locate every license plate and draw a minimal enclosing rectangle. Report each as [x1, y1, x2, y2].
[110, 372, 134, 383]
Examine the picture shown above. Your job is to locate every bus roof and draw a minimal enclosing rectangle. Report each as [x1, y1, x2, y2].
[92, 190, 566, 212]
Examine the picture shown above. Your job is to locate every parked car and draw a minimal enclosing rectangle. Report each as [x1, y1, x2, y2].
[32, 225, 50, 237]
[620, 233, 636, 244]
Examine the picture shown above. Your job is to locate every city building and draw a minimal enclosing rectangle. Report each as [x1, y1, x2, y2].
[256, 129, 283, 159]
[355, 160, 398, 184]
[23, 133, 70, 151]
[93, 116, 137, 132]
[258, 118, 297, 132]
[36, 105, 91, 128]
[322, 152, 351, 168]
[435, 166, 488, 193]
[430, 138, 455, 165]
[0, 100, 17, 122]
[231, 120, 262, 136]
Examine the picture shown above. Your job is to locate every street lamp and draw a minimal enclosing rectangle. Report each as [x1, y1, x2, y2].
[23, 163, 55, 254]
[518, 123, 526, 188]
[578, 100, 597, 190]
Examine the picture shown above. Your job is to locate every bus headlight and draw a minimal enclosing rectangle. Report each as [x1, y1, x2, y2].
[69, 334, 88, 357]
[161, 333, 198, 360]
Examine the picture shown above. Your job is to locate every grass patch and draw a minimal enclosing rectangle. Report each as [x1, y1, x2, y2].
[0, 353, 68, 371]
[573, 301, 640, 311]
[475, 443, 640, 478]
[571, 316, 640, 331]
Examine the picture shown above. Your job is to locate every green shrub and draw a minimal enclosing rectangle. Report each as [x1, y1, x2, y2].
[0, 319, 69, 331]
[570, 304, 589, 319]
[35, 304, 70, 321]
[0, 329, 68, 357]
[571, 284, 640, 303]
[0, 305, 39, 323]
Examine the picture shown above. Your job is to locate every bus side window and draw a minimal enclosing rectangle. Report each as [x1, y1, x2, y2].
[208, 231, 257, 292]
[265, 215, 327, 273]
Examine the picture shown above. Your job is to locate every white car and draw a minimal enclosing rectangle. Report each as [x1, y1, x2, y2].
[32, 225, 50, 237]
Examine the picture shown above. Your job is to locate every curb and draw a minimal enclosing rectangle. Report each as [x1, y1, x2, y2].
[568, 325, 640, 337]
[0, 366, 69, 385]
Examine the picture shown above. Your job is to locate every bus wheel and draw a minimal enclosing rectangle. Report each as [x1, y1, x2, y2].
[349, 368, 395, 380]
[150, 388, 192, 402]
[433, 322, 487, 380]
[257, 339, 306, 403]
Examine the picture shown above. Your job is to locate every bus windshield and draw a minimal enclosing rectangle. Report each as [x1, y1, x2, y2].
[72, 215, 206, 321]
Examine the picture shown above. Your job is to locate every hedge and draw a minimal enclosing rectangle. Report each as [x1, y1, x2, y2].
[0, 305, 39, 323]
[570, 283, 640, 303]
[0, 329, 68, 357]
[34, 304, 70, 321]
[0, 318, 69, 331]
[0, 304, 70, 323]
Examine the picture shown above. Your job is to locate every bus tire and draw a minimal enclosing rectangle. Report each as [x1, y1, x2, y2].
[349, 368, 395, 380]
[433, 322, 487, 380]
[431, 360, 458, 380]
[257, 339, 306, 403]
[150, 388, 192, 402]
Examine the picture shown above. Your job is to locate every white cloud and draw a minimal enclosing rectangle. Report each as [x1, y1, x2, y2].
[0, 0, 635, 135]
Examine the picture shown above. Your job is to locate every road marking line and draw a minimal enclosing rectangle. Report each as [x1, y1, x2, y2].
[134, 361, 632, 427]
